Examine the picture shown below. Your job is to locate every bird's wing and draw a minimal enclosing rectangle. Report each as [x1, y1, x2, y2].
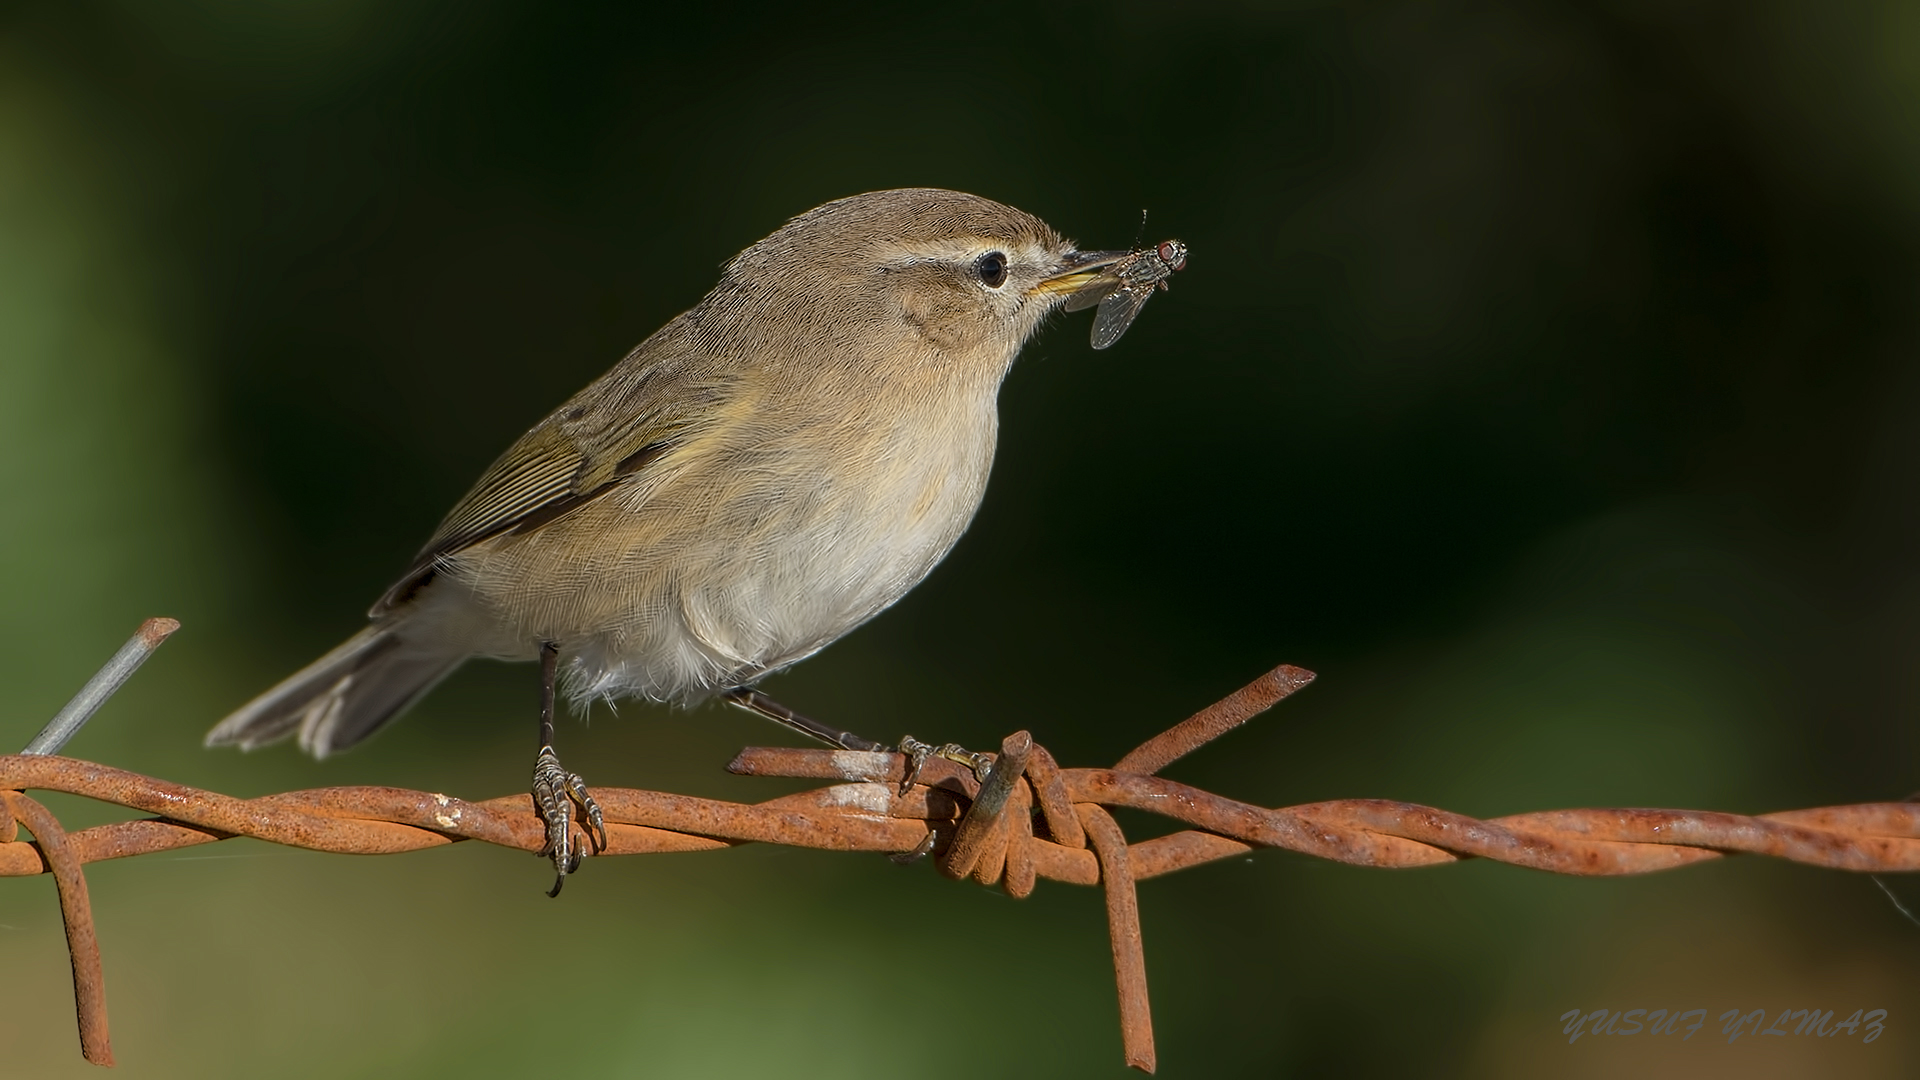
[371, 350, 735, 616]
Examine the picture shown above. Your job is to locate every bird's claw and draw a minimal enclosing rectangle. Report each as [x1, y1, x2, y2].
[533, 744, 606, 897]
[887, 827, 940, 865]
[896, 735, 993, 795]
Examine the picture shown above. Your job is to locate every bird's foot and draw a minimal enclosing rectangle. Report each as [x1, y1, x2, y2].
[532, 743, 607, 897]
[896, 735, 993, 794]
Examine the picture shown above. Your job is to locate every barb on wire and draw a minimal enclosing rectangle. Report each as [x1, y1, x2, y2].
[7, 616, 180, 1067]
[9, 628, 1920, 1072]
[22, 617, 178, 757]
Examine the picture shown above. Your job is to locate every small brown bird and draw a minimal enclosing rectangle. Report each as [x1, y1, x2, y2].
[206, 188, 1184, 893]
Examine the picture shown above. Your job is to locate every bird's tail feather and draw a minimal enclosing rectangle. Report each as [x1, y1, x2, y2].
[205, 625, 465, 758]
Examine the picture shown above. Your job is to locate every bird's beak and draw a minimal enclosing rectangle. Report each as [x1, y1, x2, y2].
[1028, 249, 1134, 301]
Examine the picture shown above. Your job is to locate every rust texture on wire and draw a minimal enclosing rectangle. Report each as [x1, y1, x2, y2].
[8, 627, 1920, 1072]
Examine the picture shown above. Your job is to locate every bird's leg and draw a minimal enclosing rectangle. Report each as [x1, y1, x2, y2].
[720, 687, 889, 752]
[721, 687, 991, 791]
[531, 641, 606, 897]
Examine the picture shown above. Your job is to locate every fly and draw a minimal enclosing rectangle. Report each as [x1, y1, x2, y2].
[1065, 238, 1188, 350]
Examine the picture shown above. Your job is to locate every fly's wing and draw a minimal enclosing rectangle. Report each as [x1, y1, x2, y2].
[1066, 247, 1152, 313]
[371, 339, 733, 615]
[1064, 276, 1119, 313]
[1089, 283, 1157, 350]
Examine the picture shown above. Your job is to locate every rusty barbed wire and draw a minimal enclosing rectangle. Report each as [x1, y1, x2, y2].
[7, 626, 1920, 1072]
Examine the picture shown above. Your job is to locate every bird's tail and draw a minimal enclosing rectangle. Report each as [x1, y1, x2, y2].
[205, 625, 465, 758]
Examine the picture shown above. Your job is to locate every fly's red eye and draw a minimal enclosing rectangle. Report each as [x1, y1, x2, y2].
[1157, 241, 1175, 262]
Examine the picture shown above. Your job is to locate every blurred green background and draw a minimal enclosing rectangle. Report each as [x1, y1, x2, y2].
[4, 1, 1919, 1076]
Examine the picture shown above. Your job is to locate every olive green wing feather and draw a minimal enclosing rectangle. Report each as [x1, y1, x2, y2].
[371, 351, 733, 616]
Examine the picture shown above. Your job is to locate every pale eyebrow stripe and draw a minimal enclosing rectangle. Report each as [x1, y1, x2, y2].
[873, 238, 1055, 269]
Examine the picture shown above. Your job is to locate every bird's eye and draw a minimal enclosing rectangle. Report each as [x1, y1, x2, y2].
[974, 251, 1009, 289]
